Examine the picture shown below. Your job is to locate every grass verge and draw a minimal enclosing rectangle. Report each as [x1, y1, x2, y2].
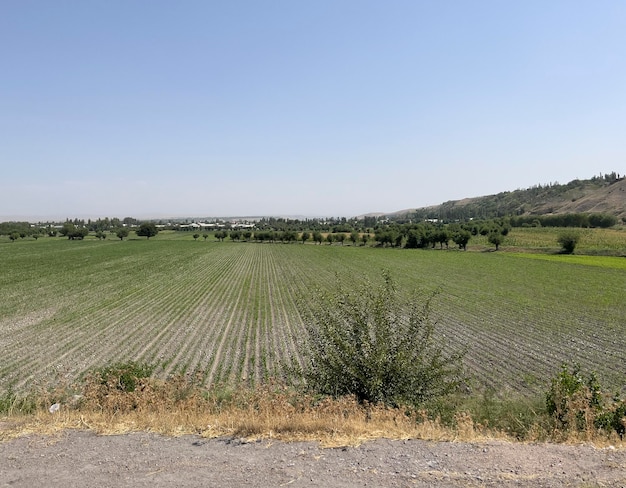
[1, 372, 624, 448]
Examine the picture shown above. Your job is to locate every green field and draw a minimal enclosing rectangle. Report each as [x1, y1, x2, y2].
[1, 235, 625, 396]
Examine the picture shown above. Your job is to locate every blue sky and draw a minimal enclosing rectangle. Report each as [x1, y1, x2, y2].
[1, 1, 625, 220]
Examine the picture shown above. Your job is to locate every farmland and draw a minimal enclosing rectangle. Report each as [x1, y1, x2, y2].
[1, 235, 625, 397]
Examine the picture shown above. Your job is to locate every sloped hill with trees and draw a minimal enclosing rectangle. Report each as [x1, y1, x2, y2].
[386, 172, 626, 222]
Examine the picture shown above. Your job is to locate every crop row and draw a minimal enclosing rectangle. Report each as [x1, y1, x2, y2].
[0, 238, 624, 395]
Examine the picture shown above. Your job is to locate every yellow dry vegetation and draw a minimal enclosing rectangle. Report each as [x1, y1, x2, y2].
[1, 377, 624, 448]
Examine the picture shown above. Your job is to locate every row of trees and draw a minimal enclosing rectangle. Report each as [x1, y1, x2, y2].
[55, 222, 158, 241]
[509, 213, 618, 229]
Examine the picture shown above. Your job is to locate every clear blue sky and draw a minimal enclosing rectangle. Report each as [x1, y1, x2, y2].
[2, 1, 625, 220]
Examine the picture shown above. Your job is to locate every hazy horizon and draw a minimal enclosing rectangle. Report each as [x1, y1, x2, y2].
[2, 1, 625, 220]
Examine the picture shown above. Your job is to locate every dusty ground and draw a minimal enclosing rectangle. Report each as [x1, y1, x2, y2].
[1, 431, 625, 487]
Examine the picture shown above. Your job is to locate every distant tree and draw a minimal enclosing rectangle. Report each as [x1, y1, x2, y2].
[326, 233, 334, 245]
[361, 233, 369, 246]
[193, 233, 200, 241]
[229, 230, 241, 241]
[557, 231, 580, 254]
[350, 231, 359, 246]
[588, 213, 618, 228]
[123, 217, 138, 226]
[59, 222, 74, 238]
[374, 230, 390, 247]
[32, 232, 41, 240]
[203, 233, 209, 241]
[116, 228, 129, 240]
[243, 231, 253, 241]
[9, 232, 19, 242]
[488, 232, 503, 251]
[301, 231, 310, 244]
[19, 232, 27, 239]
[283, 230, 298, 243]
[95, 231, 106, 240]
[136, 223, 158, 239]
[313, 231, 323, 245]
[336, 233, 346, 246]
[452, 230, 471, 251]
[48, 230, 58, 237]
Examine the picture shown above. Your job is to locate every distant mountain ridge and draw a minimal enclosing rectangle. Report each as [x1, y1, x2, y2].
[377, 173, 626, 221]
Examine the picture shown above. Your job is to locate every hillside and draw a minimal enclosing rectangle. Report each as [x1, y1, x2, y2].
[385, 173, 626, 222]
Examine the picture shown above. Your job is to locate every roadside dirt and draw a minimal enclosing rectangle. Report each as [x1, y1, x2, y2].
[1, 431, 625, 487]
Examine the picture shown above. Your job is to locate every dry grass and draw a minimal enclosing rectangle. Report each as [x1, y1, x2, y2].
[1, 375, 623, 448]
[0, 375, 496, 446]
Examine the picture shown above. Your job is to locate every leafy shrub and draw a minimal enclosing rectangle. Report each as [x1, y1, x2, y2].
[546, 364, 601, 431]
[95, 361, 155, 393]
[296, 271, 466, 408]
[556, 231, 580, 254]
[546, 364, 625, 437]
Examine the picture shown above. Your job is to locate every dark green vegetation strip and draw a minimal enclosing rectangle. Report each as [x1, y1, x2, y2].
[1, 238, 624, 395]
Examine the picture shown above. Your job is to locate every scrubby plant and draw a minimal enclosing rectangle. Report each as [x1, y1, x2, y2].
[557, 231, 580, 254]
[546, 364, 625, 437]
[94, 361, 155, 393]
[295, 271, 466, 408]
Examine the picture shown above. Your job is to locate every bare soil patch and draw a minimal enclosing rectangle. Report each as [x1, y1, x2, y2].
[1, 431, 624, 487]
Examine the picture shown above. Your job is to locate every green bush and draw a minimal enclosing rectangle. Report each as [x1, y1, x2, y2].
[95, 361, 155, 393]
[546, 364, 625, 437]
[296, 271, 466, 408]
[556, 231, 580, 254]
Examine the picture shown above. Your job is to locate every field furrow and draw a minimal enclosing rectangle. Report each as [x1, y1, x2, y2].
[1, 238, 624, 396]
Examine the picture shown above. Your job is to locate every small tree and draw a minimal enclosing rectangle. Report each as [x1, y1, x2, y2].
[296, 272, 466, 407]
[203, 233, 209, 241]
[361, 233, 369, 246]
[193, 233, 200, 241]
[116, 228, 129, 240]
[301, 231, 310, 244]
[9, 232, 19, 242]
[557, 231, 580, 254]
[136, 223, 158, 239]
[488, 232, 503, 251]
[350, 231, 359, 246]
[452, 230, 471, 251]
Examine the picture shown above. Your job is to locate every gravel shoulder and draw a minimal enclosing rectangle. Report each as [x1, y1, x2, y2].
[1, 431, 625, 487]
